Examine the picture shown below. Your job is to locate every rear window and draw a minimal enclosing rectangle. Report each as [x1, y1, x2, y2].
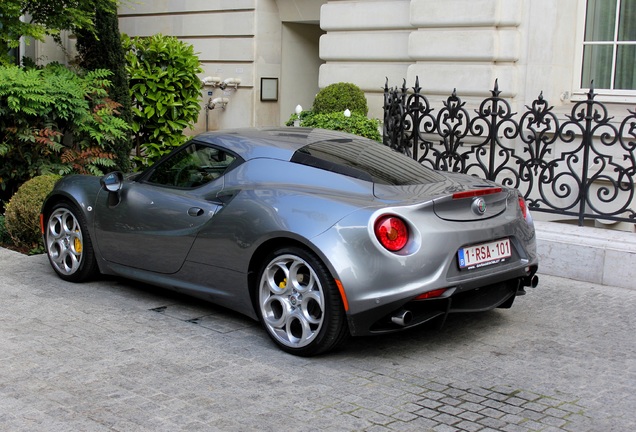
[291, 138, 444, 185]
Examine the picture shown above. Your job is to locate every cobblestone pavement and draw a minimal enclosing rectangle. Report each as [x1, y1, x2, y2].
[1, 247, 634, 431]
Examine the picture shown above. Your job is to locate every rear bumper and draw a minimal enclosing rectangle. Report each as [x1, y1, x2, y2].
[345, 265, 538, 336]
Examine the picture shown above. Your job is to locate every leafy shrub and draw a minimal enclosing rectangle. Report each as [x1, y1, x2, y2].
[312, 82, 368, 116]
[286, 111, 381, 142]
[0, 63, 129, 208]
[4, 175, 62, 253]
[123, 33, 203, 169]
[0, 214, 11, 245]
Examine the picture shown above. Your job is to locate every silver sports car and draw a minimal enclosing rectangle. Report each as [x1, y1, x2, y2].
[42, 128, 538, 356]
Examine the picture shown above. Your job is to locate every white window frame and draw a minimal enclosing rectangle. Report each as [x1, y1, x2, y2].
[572, 0, 636, 103]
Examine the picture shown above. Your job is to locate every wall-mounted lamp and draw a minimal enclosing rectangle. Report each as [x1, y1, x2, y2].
[207, 97, 229, 110]
[202, 76, 241, 130]
[202, 76, 241, 90]
[222, 77, 241, 90]
[202, 76, 222, 87]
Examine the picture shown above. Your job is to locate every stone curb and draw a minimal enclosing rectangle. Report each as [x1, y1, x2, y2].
[535, 220, 636, 290]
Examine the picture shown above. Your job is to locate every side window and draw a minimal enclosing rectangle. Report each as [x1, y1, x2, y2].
[145, 142, 239, 188]
[581, 0, 636, 91]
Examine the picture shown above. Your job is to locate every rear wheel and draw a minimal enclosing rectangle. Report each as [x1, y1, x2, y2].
[257, 246, 348, 356]
[45, 202, 98, 282]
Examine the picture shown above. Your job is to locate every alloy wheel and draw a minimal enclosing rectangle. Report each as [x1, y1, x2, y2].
[46, 207, 84, 276]
[259, 253, 325, 348]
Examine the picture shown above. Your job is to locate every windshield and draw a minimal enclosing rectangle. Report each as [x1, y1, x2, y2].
[291, 137, 444, 185]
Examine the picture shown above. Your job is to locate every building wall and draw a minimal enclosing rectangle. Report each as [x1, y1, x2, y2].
[281, 23, 324, 122]
[116, 0, 325, 132]
[118, 0, 261, 133]
[28, 0, 626, 130]
[319, 0, 582, 120]
[320, 0, 414, 120]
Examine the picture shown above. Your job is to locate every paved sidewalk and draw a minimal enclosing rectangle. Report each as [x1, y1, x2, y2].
[0, 247, 634, 431]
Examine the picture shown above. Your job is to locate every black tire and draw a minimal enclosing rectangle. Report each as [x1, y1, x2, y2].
[44, 201, 98, 282]
[256, 246, 349, 356]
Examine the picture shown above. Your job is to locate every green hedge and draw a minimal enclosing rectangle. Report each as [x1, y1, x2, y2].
[287, 111, 381, 142]
[4, 175, 62, 253]
[0, 214, 11, 245]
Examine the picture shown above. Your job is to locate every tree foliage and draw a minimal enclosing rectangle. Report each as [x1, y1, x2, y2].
[122, 34, 203, 169]
[0, 64, 130, 206]
[0, 0, 119, 65]
[76, 7, 132, 172]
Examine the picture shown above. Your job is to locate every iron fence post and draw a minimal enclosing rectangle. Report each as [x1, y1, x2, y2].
[578, 86, 596, 226]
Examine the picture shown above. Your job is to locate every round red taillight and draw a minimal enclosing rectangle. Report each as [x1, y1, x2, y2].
[374, 215, 409, 252]
[518, 195, 528, 219]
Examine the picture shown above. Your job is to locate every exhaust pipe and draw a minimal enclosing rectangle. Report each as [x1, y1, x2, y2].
[522, 275, 539, 288]
[391, 310, 413, 327]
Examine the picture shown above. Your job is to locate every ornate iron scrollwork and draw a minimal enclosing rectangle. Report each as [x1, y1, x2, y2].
[383, 78, 636, 225]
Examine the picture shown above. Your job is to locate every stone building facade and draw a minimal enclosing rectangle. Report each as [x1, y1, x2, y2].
[31, 0, 635, 133]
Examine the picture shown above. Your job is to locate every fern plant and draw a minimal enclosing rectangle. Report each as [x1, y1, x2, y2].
[0, 63, 129, 207]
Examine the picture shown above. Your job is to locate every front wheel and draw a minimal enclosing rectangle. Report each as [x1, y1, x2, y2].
[257, 247, 349, 356]
[45, 202, 98, 282]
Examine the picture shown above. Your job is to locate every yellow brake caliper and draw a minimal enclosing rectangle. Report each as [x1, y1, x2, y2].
[74, 233, 83, 254]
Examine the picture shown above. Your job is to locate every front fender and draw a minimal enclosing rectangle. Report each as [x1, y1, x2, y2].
[41, 175, 103, 230]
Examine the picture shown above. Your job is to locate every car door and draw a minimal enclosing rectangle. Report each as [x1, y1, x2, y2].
[94, 141, 240, 274]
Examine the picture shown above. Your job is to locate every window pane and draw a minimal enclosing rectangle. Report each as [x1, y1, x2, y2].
[615, 44, 636, 89]
[618, 0, 636, 41]
[581, 45, 613, 88]
[146, 143, 197, 187]
[293, 139, 444, 186]
[585, 0, 617, 41]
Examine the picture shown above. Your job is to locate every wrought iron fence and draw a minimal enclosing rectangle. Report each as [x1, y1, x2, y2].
[383, 78, 636, 226]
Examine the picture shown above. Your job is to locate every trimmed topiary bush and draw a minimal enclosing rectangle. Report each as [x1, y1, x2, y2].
[5, 175, 62, 253]
[312, 82, 368, 116]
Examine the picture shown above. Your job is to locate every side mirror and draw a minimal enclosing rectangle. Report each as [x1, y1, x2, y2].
[100, 171, 124, 192]
[100, 171, 124, 207]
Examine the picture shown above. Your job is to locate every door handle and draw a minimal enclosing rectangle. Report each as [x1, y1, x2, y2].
[187, 207, 204, 217]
